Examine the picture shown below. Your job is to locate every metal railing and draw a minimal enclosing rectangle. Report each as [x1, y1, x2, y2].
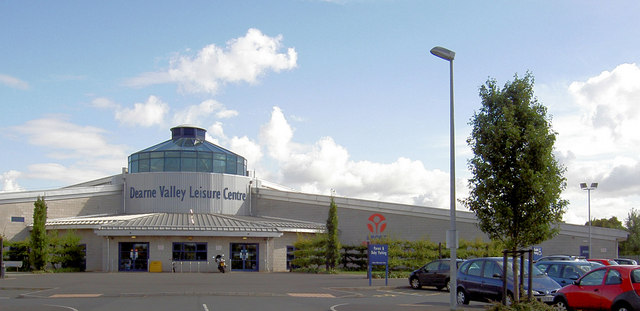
[171, 261, 216, 273]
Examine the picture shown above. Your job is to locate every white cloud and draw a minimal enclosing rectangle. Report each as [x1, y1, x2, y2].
[123, 71, 173, 89]
[91, 97, 118, 109]
[115, 96, 169, 127]
[8, 117, 128, 187]
[1, 170, 23, 192]
[13, 117, 127, 159]
[569, 63, 640, 140]
[172, 100, 238, 126]
[230, 136, 263, 174]
[259, 107, 295, 161]
[0, 73, 29, 90]
[253, 106, 452, 208]
[554, 63, 640, 224]
[125, 28, 297, 94]
[207, 121, 226, 140]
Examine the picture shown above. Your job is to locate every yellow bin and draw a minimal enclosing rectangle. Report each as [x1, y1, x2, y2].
[149, 261, 162, 272]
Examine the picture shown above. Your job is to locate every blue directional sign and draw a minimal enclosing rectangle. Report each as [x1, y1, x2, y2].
[369, 244, 388, 265]
[368, 244, 389, 286]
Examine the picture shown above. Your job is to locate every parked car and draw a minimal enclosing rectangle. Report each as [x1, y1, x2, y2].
[409, 259, 464, 291]
[535, 255, 585, 262]
[553, 265, 640, 311]
[456, 257, 561, 305]
[535, 260, 596, 287]
[588, 258, 619, 266]
[615, 258, 638, 265]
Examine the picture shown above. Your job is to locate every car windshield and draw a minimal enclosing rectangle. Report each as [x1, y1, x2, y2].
[498, 259, 545, 277]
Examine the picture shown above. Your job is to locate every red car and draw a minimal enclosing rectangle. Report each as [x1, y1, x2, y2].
[553, 265, 640, 311]
[588, 258, 620, 266]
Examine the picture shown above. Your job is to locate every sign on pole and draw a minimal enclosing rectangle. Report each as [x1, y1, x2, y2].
[368, 244, 389, 286]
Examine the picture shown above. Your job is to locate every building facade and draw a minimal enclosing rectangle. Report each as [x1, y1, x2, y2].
[0, 126, 628, 272]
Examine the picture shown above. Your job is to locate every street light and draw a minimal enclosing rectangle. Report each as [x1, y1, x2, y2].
[431, 45, 457, 310]
[580, 182, 598, 259]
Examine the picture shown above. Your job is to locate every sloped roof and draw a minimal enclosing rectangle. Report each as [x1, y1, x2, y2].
[44, 213, 325, 237]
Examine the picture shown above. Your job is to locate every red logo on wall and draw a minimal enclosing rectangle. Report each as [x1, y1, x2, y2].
[367, 213, 387, 234]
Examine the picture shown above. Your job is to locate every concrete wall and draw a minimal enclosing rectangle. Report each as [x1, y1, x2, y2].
[253, 188, 627, 259]
[0, 190, 122, 241]
[100, 235, 275, 273]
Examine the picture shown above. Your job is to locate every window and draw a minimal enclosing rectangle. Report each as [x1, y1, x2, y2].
[631, 269, 640, 283]
[150, 158, 164, 172]
[605, 269, 622, 285]
[226, 155, 237, 174]
[172, 242, 207, 261]
[562, 266, 581, 279]
[467, 261, 483, 276]
[483, 261, 502, 278]
[287, 246, 296, 270]
[11, 216, 25, 222]
[547, 264, 561, 278]
[580, 269, 605, 286]
[425, 261, 440, 271]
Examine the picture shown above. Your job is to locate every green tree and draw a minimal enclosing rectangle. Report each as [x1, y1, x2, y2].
[464, 72, 568, 301]
[589, 216, 625, 230]
[621, 208, 640, 255]
[325, 196, 340, 271]
[30, 196, 49, 271]
[49, 230, 85, 271]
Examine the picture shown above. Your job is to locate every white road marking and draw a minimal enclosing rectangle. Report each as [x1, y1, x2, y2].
[45, 304, 79, 311]
[330, 303, 349, 311]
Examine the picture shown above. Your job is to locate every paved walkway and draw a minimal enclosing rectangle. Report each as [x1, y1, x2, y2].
[0, 272, 489, 311]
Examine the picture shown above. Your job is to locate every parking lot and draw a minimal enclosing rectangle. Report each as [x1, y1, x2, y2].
[0, 272, 490, 311]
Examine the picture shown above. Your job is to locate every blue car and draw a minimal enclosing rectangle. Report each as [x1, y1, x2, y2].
[456, 257, 561, 305]
[535, 260, 598, 287]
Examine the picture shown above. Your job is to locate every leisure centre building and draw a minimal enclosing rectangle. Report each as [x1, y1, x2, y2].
[0, 125, 628, 272]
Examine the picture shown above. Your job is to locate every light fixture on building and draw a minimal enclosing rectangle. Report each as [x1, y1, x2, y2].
[131, 235, 136, 239]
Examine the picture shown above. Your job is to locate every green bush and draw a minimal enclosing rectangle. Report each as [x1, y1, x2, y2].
[3, 239, 31, 271]
[292, 234, 504, 274]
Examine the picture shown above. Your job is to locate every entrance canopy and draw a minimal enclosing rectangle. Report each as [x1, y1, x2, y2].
[44, 213, 325, 238]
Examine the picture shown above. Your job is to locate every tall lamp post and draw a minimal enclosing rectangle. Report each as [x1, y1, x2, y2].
[580, 182, 598, 258]
[431, 46, 457, 310]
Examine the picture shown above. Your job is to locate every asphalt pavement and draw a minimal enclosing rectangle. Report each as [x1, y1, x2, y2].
[0, 272, 489, 311]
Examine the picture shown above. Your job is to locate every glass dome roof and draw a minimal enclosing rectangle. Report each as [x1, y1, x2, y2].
[128, 125, 247, 175]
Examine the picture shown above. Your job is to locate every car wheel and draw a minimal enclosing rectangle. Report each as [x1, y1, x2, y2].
[456, 288, 469, 305]
[553, 297, 571, 311]
[613, 303, 632, 311]
[503, 292, 513, 306]
[444, 279, 451, 292]
[409, 277, 421, 289]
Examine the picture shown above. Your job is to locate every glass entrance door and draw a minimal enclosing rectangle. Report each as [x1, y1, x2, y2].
[119, 242, 149, 271]
[230, 243, 258, 271]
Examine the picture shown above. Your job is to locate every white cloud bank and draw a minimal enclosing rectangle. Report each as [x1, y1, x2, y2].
[3, 117, 129, 189]
[220, 107, 453, 208]
[92, 97, 237, 128]
[125, 28, 297, 95]
[555, 63, 640, 224]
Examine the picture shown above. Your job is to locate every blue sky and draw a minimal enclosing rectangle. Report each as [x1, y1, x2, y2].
[2, 1, 640, 226]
